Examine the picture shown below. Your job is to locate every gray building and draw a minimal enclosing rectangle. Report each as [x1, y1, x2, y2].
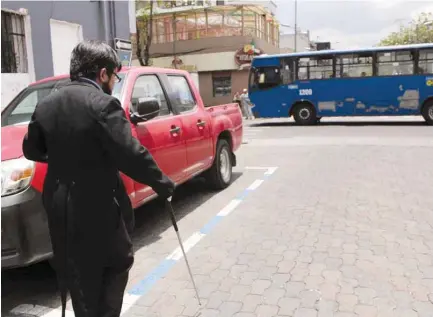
[279, 31, 312, 53]
[1, 0, 134, 107]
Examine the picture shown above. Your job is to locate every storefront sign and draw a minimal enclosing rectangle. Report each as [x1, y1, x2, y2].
[234, 44, 263, 66]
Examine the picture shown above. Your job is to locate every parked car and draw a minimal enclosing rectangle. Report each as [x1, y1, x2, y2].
[1, 67, 243, 269]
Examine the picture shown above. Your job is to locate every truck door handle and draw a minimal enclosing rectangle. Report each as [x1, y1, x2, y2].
[196, 120, 206, 127]
[170, 126, 181, 134]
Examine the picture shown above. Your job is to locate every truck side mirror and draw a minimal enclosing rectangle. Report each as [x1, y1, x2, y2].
[130, 97, 160, 124]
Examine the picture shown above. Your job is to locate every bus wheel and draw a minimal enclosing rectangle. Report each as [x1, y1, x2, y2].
[422, 100, 433, 125]
[293, 103, 317, 125]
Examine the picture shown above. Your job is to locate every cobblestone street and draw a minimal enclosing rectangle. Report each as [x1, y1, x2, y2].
[4, 118, 433, 317]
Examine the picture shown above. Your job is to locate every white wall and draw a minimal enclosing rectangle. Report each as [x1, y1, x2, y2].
[189, 72, 200, 91]
[50, 19, 83, 76]
[280, 32, 311, 53]
[135, 51, 240, 72]
[1, 74, 31, 109]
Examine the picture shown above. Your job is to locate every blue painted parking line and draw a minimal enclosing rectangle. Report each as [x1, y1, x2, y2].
[125, 166, 278, 303]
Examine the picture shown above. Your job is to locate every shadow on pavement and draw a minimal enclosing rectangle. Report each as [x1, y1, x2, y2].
[131, 173, 242, 250]
[1, 173, 242, 314]
[250, 121, 427, 127]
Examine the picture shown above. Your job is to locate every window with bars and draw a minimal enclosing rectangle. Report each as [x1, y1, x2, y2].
[1, 10, 28, 73]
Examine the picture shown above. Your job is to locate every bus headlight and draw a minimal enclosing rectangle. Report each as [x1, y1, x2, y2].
[1, 157, 35, 197]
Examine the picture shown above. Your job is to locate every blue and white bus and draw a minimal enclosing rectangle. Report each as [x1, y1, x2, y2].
[248, 43, 433, 125]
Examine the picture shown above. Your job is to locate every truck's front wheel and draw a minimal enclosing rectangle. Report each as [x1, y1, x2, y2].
[205, 139, 232, 190]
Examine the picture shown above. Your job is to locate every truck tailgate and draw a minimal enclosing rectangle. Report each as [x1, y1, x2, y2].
[206, 103, 243, 151]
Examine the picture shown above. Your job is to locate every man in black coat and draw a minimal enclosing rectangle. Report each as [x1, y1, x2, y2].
[22, 40, 175, 317]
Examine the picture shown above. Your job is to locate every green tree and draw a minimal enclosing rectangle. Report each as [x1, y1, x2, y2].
[379, 12, 433, 46]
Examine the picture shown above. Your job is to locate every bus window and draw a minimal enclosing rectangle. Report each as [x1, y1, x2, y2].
[377, 50, 414, 76]
[250, 66, 282, 90]
[336, 53, 373, 78]
[297, 55, 333, 80]
[418, 48, 433, 74]
[280, 57, 294, 85]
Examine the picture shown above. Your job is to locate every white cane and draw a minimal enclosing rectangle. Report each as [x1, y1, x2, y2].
[166, 197, 202, 305]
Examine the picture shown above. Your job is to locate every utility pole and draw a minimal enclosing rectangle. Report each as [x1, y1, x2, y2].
[172, 13, 177, 69]
[102, 0, 113, 48]
[294, 0, 297, 52]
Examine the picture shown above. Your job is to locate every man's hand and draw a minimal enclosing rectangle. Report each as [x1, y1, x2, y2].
[154, 176, 175, 200]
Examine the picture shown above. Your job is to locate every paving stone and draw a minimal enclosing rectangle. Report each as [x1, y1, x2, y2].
[354, 305, 377, 317]
[278, 297, 301, 316]
[256, 304, 279, 317]
[285, 281, 306, 297]
[278, 260, 296, 274]
[337, 294, 358, 312]
[207, 291, 230, 309]
[251, 280, 272, 295]
[299, 289, 321, 308]
[242, 294, 263, 312]
[262, 287, 285, 305]
[220, 301, 243, 316]
[294, 307, 318, 317]
[229, 285, 251, 302]
[233, 313, 257, 317]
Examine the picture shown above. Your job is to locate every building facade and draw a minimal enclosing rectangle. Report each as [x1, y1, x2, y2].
[279, 31, 313, 53]
[134, 3, 280, 106]
[1, 1, 133, 107]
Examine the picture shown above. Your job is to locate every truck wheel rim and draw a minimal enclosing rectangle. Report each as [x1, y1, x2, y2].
[299, 108, 310, 120]
[220, 147, 231, 183]
[429, 107, 433, 120]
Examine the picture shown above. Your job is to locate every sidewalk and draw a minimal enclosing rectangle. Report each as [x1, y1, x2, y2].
[120, 146, 433, 317]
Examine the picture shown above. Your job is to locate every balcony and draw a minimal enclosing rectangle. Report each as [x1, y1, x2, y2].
[137, 5, 280, 57]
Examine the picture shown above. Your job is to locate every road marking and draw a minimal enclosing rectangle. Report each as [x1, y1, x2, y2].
[166, 232, 206, 261]
[217, 199, 242, 216]
[11, 166, 279, 317]
[247, 179, 264, 191]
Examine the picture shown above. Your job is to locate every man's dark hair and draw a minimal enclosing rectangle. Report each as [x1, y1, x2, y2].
[70, 40, 122, 81]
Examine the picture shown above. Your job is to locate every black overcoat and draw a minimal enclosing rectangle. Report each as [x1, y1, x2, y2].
[22, 79, 174, 317]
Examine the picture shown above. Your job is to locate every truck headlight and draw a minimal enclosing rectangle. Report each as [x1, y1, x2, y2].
[1, 157, 35, 197]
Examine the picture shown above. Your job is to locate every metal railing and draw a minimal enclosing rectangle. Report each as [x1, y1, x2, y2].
[1, 10, 27, 73]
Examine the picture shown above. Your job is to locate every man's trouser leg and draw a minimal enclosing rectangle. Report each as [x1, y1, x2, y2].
[98, 267, 130, 317]
[99, 217, 134, 317]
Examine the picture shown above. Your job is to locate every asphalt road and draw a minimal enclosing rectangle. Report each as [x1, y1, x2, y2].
[3, 117, 433, 317]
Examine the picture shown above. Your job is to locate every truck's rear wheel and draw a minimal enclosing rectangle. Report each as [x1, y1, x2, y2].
[293, 102, 317, 125]
[205, 139, 232, 190]
[422, 100, 433, 125]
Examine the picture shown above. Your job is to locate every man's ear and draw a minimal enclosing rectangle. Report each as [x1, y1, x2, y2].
[99, 68, 108, 82]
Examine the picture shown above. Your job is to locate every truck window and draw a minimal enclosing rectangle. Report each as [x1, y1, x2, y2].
[131, 75, 170, 116]
[2, 86, 53, 126]
[167, 75, 196, 113]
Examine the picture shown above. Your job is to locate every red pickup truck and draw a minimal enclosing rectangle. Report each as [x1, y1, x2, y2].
[1, 67, 243, 269]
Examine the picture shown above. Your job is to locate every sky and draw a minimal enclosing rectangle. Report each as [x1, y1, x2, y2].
[274, 0, 433, 49]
